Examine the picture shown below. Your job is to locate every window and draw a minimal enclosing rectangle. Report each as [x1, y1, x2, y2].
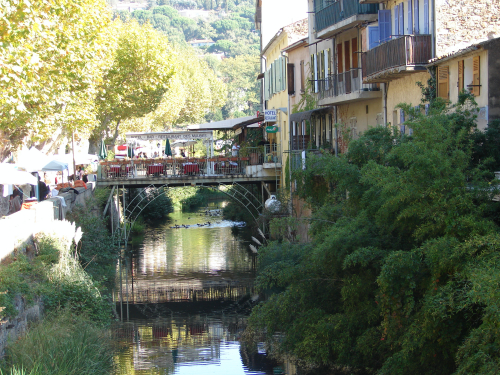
[352, 38, 358, 70]
[287, 63, 295, 96]
[414, 0, 419, 33]
[437, 66, 450, 100]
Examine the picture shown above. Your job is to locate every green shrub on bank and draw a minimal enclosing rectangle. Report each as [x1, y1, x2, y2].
[66, 197, 119, 288]
[1, 310, 114, 375]
[129, 187, 174, 222]
[168, 186, 225, 210]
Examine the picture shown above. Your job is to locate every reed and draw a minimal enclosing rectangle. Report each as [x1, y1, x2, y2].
[1, 310, 114, 375]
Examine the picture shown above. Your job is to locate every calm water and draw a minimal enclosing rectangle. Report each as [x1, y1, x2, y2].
[113, 203, 276, 375]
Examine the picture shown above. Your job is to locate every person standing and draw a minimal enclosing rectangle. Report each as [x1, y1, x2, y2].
[232, 142, 240, 157]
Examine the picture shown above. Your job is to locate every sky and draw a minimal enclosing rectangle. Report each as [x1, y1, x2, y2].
[261, 0, 309, 48]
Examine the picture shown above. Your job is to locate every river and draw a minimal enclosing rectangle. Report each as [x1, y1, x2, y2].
[112, 202, 279, 375]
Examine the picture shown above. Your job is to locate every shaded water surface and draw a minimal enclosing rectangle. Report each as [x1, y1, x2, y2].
[113, 203, 275, 375]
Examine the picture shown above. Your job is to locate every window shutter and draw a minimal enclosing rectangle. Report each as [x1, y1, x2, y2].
[472, 55, 480, 96]
[337, 44, 343, 73]
[399, 3, 404, 36]
[437, 66, 449, 100]
[264, 70, 269, 100]
[300, 60, 305, 92]
[310, 54, 314, 84]
[408, 0, 413, 34]
[321, 50, 325, 80]
[395, 5, 399, 36]
[458, 60, 464, 93]
[287, 63, 295, 95]
[379, 10, 392, 43]
[314, 53, 318, 93]
[424, 0, 429, 34]
[400, 109, 405, 124]
[344, 40, 351, 71]
[369, 26, 380, 49]
[414, 0, 419, 34]
[352, 38, 358, 69]
[279, 57, 284, 92]
[326, 48, 331, 76]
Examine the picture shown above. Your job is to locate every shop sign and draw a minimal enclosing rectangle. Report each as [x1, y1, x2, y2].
[266, 125, 279, 133]
[264, 109, 277, 122]
[234, 128, 242, 135]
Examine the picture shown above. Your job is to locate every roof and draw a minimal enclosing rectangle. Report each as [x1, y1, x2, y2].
[428, 37, 500, 66]
[282, 37, 309, 53]
[290, 107, 333, 123]
[187, 116, 261, 131]
[261, 18, 308, 56]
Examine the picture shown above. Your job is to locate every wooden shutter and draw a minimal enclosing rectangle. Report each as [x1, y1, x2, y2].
[300, 60, 305, 92]
[395, 4, 399, 36]
[414, 0, 419, 33]
[399, 3, 404, 35]
[369, 26, 380, 49]
[310, 54, 314, 84]
[472, 56, 480, 96]
[320, 51, 325, 80]
[344, 41, 350, 71]
[352, 38, 358, 69]
[314, 53, 318, 93]
[458, 60, 464, 93]
[424, 0, 429, 34]
[379, 10, 392, 42]
[287, 63, 295, 95]
[408, 0, 413, 34]
[337, 44, 343, 73]
[437, 66, 449, 100]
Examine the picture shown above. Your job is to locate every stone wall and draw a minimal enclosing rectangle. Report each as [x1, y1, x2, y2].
[0, 297, 43, 357]
[436, 0, 500, 58]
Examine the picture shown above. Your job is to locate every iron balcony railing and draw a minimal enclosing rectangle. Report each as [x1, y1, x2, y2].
[315, 0, 378, 32]
[318, 68, 379, 100]
[362, 35, 432, 78]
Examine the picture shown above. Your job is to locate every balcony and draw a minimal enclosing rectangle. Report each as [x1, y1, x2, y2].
[315, 0, 378, 38]
[362, 35, 432, 83]
[317, 69, 381, 106]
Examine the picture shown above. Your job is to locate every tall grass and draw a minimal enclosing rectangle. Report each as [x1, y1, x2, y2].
[1, 310, 114, 375]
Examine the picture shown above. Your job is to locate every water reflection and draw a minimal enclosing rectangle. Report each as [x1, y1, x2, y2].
[113, 203, 274, 375]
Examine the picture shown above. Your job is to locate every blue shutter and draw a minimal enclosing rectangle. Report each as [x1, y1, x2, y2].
[369, 26, 380, 49]
[399, 3, 404, 35]
[408, 0, 413, 34]
[424, 0, 429, 34]
[379, 10, 392, 42]
[400, 109, 405, 124]
[414, 0, 420, 33]
[400, 125, 406, 135]
[394, 5, 399, 36]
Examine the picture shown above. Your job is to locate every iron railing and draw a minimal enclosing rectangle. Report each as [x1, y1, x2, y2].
[362, 35, 432, 78]
[315, 0, 378, 32]
[318, 68, 379, 100]
[99, 145, 282, 180]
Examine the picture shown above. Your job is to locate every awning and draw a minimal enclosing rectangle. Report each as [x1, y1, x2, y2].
[126, 131, 213, 141]
[232, 115, 264, 130]
[0, 164, 37, 185]
[187, 116, 263, 132]
[289, 107, 332, 123]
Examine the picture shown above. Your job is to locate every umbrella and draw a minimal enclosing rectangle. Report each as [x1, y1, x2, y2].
[99, 140, 107, 160]
[0, 164, 37, 185]
[127, 145, 135, 158]
[164, 139, 172, 157]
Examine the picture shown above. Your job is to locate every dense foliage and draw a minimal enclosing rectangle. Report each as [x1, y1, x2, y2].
[247, 96, 500, 374]
[130, 187, 174, 222]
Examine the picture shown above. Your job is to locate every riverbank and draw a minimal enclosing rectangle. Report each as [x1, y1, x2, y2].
[0, 193, 119, 373]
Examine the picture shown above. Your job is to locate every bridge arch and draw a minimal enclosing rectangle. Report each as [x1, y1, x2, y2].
[112, 183, 262, 245]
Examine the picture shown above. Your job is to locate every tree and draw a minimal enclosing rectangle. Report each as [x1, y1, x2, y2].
[0, 0, 116, 158]
[89, 21, 175, 151]
[246, 96, 500, 374]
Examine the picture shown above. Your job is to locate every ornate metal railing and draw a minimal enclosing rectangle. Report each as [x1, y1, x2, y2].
[315, 0, 378, 31]
[318, 69, 379, 100]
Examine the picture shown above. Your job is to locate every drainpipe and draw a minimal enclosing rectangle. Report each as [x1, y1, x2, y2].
[383, 82, 388, 126]
[431, 0, 436, 58]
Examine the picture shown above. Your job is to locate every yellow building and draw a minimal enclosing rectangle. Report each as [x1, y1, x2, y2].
[261, 18, 308, 190]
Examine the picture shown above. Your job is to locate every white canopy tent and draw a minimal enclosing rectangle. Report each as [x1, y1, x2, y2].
[0, 164, 37, 185]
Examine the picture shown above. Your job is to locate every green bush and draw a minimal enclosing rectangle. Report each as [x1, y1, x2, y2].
[130, 187, 174, 221]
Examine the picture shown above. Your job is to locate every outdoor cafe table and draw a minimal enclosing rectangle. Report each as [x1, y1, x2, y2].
[183, 163, 199, 175]
[147, 164, 164, 176]
[110, 165, 130, 176]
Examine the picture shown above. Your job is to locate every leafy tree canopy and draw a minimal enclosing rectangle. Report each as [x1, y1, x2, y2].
[247, 95, 500, 375]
